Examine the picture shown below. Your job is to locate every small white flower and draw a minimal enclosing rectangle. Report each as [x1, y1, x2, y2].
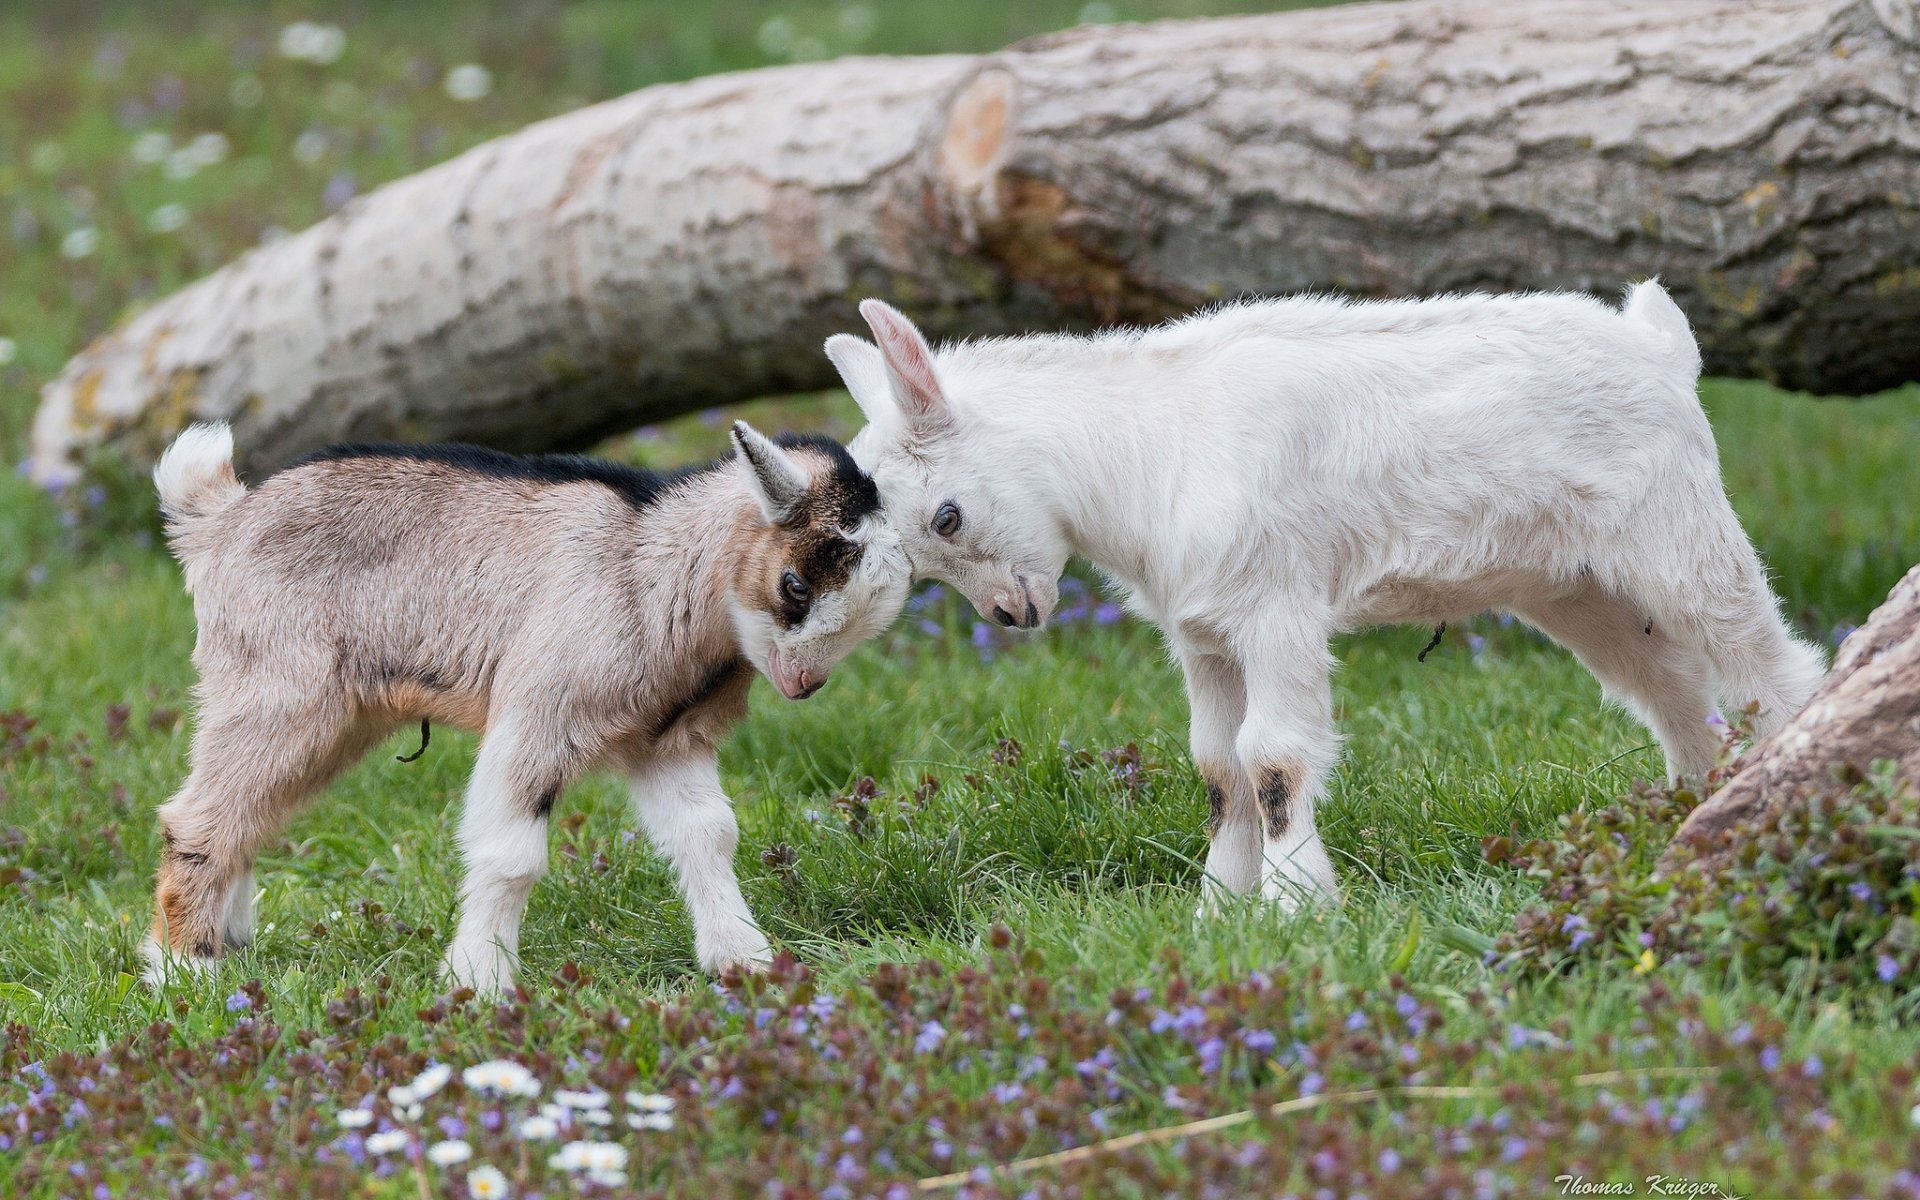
[516, 1115, 559, 1141]
[539, 1103, 569, 1123]
[553, 1088, 608, 1110]
[336, 1107, 373, 1129]
[279, 22, 346, 65]
[409, 1062, 453, 1099]
[329, 909, 344, 921]
[163, 148, 200, 181]
[588, 1169, 628, 1188]
[627, 1111, 675, 1132]
[131, 131, 171, 165]
[388, 1085, 416, 1109]
[366, 1129, 410, 1155]
[188, 132, 230, 167]
[467, 1164, 510, 1199]
[60, 228, 99, 259]
[626, 1091, 674, 1113]
[426, 1138, 471, 1166]
[463, 1060, 540, 1098]
[404, 1103, 424, 1123]
[263, 922, 276, 934]
[293, 130, 329, 165]
[444, 64, 492, 102]
[579, 1108, 612, 1126]
[147, 204, 189, 234]
[0, 338, 16, 367]
[548, 1141, 627, 1173]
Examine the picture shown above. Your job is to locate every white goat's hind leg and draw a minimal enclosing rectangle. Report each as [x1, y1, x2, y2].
[630, 755, 772, 975]
[1230, 618, 1341, 909]
[444, 718, 556, 996]
[1178, 644, 1261, 910]
[1516, 585, 1722, 781]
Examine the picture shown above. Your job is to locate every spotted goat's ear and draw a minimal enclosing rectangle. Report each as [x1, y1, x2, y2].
[731, 420, 810, 526]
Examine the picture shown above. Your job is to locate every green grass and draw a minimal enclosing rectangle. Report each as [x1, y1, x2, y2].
[3, 2, 1920, 1196]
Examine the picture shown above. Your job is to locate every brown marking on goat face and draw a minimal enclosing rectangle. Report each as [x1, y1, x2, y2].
[734, 447, 870, 628]
[1254, 761, 1305, 841]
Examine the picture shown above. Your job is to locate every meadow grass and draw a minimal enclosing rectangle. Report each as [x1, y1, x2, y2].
[4, 2, 1920, 1196]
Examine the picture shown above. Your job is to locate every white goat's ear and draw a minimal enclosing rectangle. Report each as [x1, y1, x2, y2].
[731, 420, 810, 525]
[858, 299, 949, 429]
[824, 334, 894, 427]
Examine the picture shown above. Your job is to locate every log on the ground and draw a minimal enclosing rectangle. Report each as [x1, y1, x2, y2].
[1666, 563, 1920, 875]
[29, 0, 1920, 481]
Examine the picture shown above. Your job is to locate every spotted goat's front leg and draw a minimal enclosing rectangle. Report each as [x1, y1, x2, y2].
[443, 715, 565, 995]
[630, 754, 772, 975]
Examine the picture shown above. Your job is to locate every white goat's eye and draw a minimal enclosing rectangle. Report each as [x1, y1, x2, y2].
[781, 569, 811, 605]
[931, 502, 962, 539]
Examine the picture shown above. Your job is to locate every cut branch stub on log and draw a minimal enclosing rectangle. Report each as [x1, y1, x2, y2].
[30, 0, 1920, 482]
[1665, 562, 1920, 876]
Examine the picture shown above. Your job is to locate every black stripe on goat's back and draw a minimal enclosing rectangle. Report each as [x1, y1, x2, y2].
[285, 441, 698, 510]
[771, 432, 881, 523]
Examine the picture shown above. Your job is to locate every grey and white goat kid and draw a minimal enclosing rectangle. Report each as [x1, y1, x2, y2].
[147, 421, 907, 992]
[828, 287, 1825, 911]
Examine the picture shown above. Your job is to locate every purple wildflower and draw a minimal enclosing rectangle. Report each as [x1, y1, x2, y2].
[1879, 954, 1900, 983]
[224, 990, 251, 1012]
[915, 1020, 947, 1054]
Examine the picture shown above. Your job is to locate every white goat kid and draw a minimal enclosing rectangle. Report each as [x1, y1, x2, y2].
[147, 421, 908, 992]
[828, 285, 1826, 910]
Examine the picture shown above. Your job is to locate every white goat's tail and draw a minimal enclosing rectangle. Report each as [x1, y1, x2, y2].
[154, 422, 245, 533]
[1621, 278, 1702, 382]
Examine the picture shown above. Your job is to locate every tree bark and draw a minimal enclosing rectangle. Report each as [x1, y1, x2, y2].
[28, 0, 1920, 481]
[1666, 562, 1920, 874]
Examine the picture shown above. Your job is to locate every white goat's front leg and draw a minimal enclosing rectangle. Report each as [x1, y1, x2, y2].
[630, 755, 772, 975]
[444, 718, 555, 995]
[1178, 644, 1262, 908]
[1231, 619, 1341, 909]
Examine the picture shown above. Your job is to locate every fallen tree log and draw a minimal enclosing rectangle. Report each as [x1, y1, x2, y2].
[29, 0, 1920, 481]
[1666, 562, 1920, 875]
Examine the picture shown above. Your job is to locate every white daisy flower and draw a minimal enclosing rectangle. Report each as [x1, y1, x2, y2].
[409, 1062, 453, 1099]
[147, 204, 188, 234]
[444, 64, 492, 102]
[553, 1088, 608, 1110]
[426, 1138, 471, 1166]
[579, 1109, 612, 1126]
[588, 1169, 628, 1188]
[188, 132, 230, 167]
[335, 1107, 373, 1129]
[463, 1060, 540, 1098]
[60, 228, 99, 259]
[388, 1085, 416, 1109]
[548, 1141, 627, 1173]
[626, 1091, 675, 1113]
[515, 1115, 559, 1141]
[365, 1129, 410, 1155]
[131, 131, 171, 165]
[466, 1164, 510, 1198]
[628, 1111, 675, 1132]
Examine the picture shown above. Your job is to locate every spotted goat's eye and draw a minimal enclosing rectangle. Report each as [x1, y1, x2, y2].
[931, 502, 962, 539]
[781, 569, 811, 606]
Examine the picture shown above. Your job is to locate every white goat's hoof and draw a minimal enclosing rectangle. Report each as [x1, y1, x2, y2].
[441, 944, 518, 997]
[698, 926, 774, 976]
